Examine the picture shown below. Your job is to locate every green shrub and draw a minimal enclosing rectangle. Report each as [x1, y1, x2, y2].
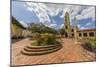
[31, 33, 41, 40]
[31, 40, 39, 46]
[83, 37, 96, 52]
[31, 33, 59, 46]
[89, 37, 96, 49]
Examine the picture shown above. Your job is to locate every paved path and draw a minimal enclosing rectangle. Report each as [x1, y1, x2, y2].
[11, 38, 96, 66]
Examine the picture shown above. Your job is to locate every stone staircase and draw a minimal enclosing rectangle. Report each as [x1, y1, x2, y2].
[21, 44, 62, 56]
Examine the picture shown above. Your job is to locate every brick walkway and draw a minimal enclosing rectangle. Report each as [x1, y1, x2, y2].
[11, 38, 96, 66]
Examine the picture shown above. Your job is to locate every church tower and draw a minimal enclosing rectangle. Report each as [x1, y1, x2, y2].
[64, 12, 71, 38]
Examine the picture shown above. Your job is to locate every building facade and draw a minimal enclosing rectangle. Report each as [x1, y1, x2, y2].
[64, 12, 96, 38]
[11, 17, 31, 38]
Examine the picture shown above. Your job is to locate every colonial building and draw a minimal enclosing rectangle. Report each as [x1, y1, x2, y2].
[11, 17, 31, 38]
[64, 12, 96, 38]
[77, 29, 96, 38]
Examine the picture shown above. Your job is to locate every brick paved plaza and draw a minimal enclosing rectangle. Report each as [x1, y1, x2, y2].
[11, 38, 96, 66]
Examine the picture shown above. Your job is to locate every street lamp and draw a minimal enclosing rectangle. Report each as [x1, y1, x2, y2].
[74, 16, 78, 44]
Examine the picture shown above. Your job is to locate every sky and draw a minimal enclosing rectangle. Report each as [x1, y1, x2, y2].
[12, 1, 96, 29]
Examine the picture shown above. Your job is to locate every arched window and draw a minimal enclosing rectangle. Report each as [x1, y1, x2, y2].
[65, 26, 68, 29]
[79, 33, 82, 37]
[83, 33, 87, 37]
[89, 32, 94, 37]
[72, 33, 74, 36]
[71, 29, 74, 32]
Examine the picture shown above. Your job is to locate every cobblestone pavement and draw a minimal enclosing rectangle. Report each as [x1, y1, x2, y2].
[11, 38, 96, 66]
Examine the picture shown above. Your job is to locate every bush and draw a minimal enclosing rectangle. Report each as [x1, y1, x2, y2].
[31, 40, 39, 46]
[31, 33, 60, 46]
[82, 37, 96, 52]
[31, 33, 41, 40]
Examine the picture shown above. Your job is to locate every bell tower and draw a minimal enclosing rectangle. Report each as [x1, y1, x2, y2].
[64, 12, 71, 38]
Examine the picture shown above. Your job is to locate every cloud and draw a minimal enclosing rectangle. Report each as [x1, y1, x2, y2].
[44, 3, 65, 16]
[25, 2, 50, 23]
[48, 24, 57, 29]
[60, 24, 64, 28]
[25, 2, 90, 27]
[60, 5, 84, 18]
[76, 7, 95, 21]
[86, 22, 91, 26]
[19, 20, 28, 27]
[12, 1, 39, 23]
[77, 24, 88, 30]
[12, 1, 96, 29]
[25, 2, 64, 29]
[25, 2, 63, 23]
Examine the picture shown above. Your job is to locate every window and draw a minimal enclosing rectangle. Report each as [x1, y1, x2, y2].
[65, 26, 68, 29]
[83, 33, 87, 37]
[72, 33, 74, 36]
[89, 32, 94, 37]
[71, 29, 74, 32]
[79, 33, 81, 37]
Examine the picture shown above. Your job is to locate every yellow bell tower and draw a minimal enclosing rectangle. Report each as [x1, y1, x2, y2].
[64, 12, 71, 38]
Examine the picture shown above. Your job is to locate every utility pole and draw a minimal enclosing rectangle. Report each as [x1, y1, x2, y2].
[74, 16, 78, 44]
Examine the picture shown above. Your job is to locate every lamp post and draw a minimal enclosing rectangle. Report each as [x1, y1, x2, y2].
[74, 16, 78, 44]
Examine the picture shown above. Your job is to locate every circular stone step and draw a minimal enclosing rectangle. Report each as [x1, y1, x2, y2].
[26, 44, 60, 49]
[24, 45, 59, 52]
[21, 44, 62, 56]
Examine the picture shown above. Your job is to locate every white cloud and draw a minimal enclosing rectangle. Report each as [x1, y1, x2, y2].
[25, 2, 70, 23]
[60, 24, 64, 28]
[12, 1, 95, 29]
[25, 2, 64, 29]
[78, 25, 87, 30]
[80, 27, 90, 30]
[25, 2, 95, 29]
[60, 8, 69, 18]
[59, 5, 95, 26]
[45, 3, 64, 16]
[48, 24, 57, 29]
[26, 2, 52, 23]
[76, 7, 95, 21]
[77, 25, 81, 28]
[19, 21, 28, 27]
[86, 22, 91, 26]
[78, 22, 93, 30]
[60, 5, 84, 19]
[25, 2, 95, 22]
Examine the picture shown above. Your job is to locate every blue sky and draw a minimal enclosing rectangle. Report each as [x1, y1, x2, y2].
[12, 1, 96, 29]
